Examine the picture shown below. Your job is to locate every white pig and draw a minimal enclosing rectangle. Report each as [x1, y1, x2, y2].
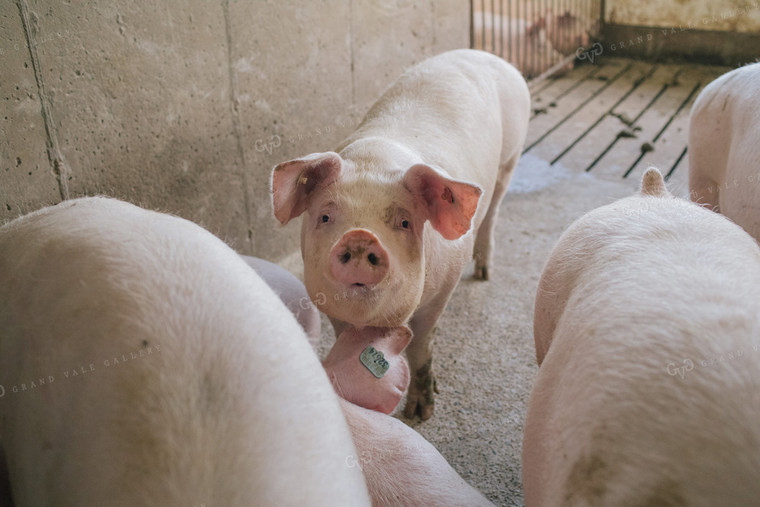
[321, 322, 493, 505]
[689, 62, 760, 242]
[472, 11, 590, 78]
[543, 10, 594, 57]
[271, 49, 530, 419]
[0, 197, 370, 506]
[524, 168, 760, 506]
[472, 14, 568, 78]
[340, 398, 494, 507]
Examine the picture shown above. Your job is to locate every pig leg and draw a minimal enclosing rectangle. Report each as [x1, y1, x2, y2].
[403, 285, 457, 420]
[402, 323, 437, 421]
[473, 154, 519, 280]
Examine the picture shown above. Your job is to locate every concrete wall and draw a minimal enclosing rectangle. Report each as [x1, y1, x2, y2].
[600, 0, 760, 65]
[1, 0, 469, 263]
[605, 0, 760, 32]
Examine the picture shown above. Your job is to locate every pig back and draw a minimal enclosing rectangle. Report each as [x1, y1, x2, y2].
[690, 62, 760, 241]
[0, 197, 369, 506]
[339, 49, 530, 217]
[711, 64, 760, 241]
[526, 194, 760, 506]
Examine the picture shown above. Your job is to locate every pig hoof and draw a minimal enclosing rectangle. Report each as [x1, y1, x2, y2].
[403, 395, 435, 421]
[474, 263, 489, 281]
[403, 363, 436, 420]
[403, 392, 420, 419]
[419, 401, 435, 421]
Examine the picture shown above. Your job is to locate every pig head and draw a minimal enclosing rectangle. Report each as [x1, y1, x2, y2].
[322, 326, 412, 414]
[271, 149, 482, 329]
[544, 10, 593, 56]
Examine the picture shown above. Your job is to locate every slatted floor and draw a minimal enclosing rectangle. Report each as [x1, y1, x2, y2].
[524, 57, 730, 197]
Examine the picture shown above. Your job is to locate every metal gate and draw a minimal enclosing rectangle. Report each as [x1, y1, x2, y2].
[471, 0, 602, 80]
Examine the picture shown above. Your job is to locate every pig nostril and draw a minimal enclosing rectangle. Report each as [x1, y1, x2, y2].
[340, 252, 351, 264]
[368, 253, 378, 266]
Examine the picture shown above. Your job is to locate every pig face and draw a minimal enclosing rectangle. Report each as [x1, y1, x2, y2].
[545, 11, 593, 55]
[271, 151, 481, 328]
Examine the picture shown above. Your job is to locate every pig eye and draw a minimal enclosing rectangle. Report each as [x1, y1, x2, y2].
[317, 204, 337, 226]
[394, 215, 411, 231]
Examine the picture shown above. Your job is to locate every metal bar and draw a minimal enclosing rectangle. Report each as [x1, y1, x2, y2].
[490, 0, 496, 53]
[470, 0, 475, 49]
[507, 0, 512, 64]
[528, 0, 533, 77]
[481, 1, 487, 52]
[499, 0, 504, 58]
[468, 0, 603, 82]
[515, 0, 520, 72]
[542, 0, 548, 77]
[560, 0, 566, 63]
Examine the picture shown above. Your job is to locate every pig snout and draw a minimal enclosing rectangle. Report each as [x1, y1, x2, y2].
[330, 229, 389, 287]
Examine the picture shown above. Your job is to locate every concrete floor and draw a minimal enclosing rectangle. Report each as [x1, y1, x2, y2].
[291, 58, 729, 505]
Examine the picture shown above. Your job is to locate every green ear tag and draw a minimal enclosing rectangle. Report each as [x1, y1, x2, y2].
[360, 346, 390, 379]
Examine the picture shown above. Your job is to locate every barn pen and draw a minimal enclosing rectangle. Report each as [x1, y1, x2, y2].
[2, 1, 760, 505]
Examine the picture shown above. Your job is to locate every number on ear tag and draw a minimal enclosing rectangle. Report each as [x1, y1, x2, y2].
[360, 346, 390, 379]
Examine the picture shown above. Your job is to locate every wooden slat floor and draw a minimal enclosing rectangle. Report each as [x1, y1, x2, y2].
[525, 57, 730, 197]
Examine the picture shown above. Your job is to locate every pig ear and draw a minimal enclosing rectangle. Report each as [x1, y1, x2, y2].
[640, 167, 671, 198]
[403, 164, 482, 240]
[271, 152, 342, 225]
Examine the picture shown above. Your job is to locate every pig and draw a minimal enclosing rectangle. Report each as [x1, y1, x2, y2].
[543, 10, 594, 57]
[339, 398, 494, 507]
[322, 324, 493, 505]
[241, 255, 321, 346]
[689, 62, 760, 242]
[271, 49, 531, 420]
[472, 14, 572, 78]
[0, 197, 370, 506]
[523, 168, 760, 506]
[322, 326, 412, 415]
